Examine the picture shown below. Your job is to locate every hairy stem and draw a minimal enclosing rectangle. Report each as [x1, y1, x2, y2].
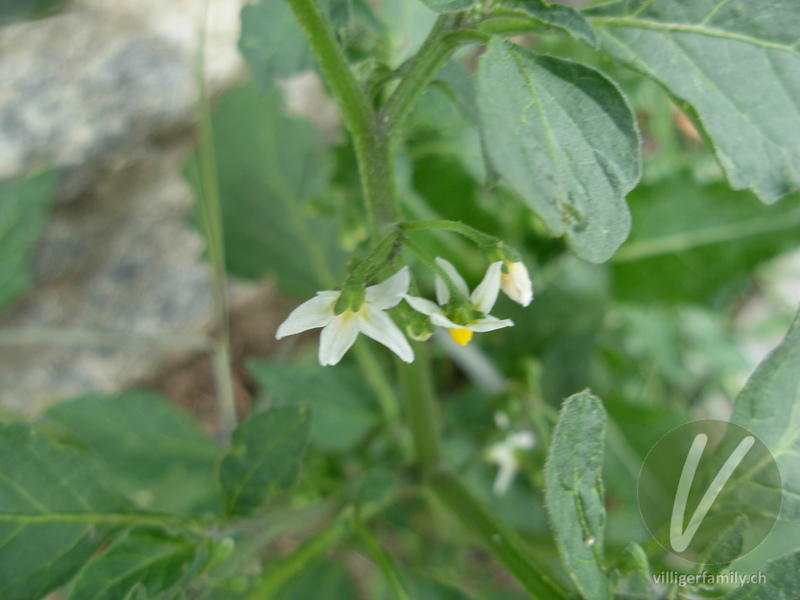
[284, 0, 398, 238]
[398, 343, 442, 477]
[401, 219, 498, 247]
[382, 14, 460, 138]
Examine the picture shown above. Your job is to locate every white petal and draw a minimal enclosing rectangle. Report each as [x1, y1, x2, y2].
[318, 312, 360, 366]
[493, 461, 518, 496]
[435, 257, 469, 304]
[467, 316, 514, 332]
[276, 293, 337, 339]
[509, 431, 535, 450]
[404, 295, 444, 317]
[470, 261, 503, 314]
[500, 261, 533, 307]
[429, 312, 461, 329]
[357, 306, 414, 363]
[365, 266, 410, 309]
[487, 443, 518, 496]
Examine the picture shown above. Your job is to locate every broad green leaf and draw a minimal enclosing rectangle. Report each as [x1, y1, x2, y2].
[544, 391, 610, 600]
[589, 0, 800, 203]
[0, 171, 56, 312]
[612, 174, 800, 304]
[45, 391, 222, 514]
[417, 0, 475, 12]
[490, 0, 598, 47]
[248, 360, 378, 451]
[731, 310, 800, 521]
[724, 549, 800, 599]
[477, 39, 641, 263]
[0, 422, 132, 600]
[219, 406, 311, 516]
[238, 0, 314, 93]
[184, 85, 345, 297]
[68, 526, 206, 600]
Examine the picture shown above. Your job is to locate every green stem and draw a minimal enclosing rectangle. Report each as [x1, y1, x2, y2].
[400, 219, 498, 247]
[398, 343, 442, 478]
[430, 471, 570, 600]
[242, 507, 353, 600]
[284, 0, 397, 238]
[348, 229, 403, 284]
[354, 514, 410, 600]
[404, 238, 470, 304]
[382, 15, 460, 138]
[195, 4, 237, 436]
[353, 340, 400, 423]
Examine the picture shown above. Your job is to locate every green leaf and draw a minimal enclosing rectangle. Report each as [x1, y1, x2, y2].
[272, 561, 358, 600]
[68, 526, 206, 600]
[45, 391, 222, 514]
[0, 0, 69, 23]
[417, 0, 475, 12]
[544, 391, 611, 600]
[696, 514, 747, 576]
[612, 175, 800, 304]
[184, 84, 345, 297]
[0, 171, 56, 312]
[731, 310, 800, 521]
[724, 549, 800, 599]
[238, 0, 314, 93]
[477, 39, 641, 263]
[589, 0, 800, 203]
[0, 422, 132, 600]
[219, 406, 311, 516]
[493, 0, 599, 47]
[248, 360, 378, 451]
[400, 573, 480, 600]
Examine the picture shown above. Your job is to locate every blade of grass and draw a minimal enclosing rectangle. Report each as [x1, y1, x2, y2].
[192, 0, 237, 437]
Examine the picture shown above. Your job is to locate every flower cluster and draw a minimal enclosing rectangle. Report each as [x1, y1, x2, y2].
[275, 257, 532, 366]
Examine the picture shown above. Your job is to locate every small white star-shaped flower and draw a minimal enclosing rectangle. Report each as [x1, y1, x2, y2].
[487, 431, 535, 496]
[405, 258, 513, 346]
[276, 267, 414, 366]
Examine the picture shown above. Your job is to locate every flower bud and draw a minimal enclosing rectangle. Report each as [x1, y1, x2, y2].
[500, 260, 533, 307]
[405, 311, 435, 341]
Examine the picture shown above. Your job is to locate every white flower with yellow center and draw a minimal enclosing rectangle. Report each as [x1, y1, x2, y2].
[500, 259, 533, 307]
[404, 258, 513, 346]
[275, 267, 413, 366]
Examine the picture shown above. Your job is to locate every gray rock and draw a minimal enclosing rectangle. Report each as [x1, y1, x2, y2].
[0, 0, 245, 200]
[0, 0, 252, 413]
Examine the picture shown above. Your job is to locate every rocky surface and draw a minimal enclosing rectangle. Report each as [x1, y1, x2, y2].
[0, 0, 245, 200]
[0, 0, 250, 413]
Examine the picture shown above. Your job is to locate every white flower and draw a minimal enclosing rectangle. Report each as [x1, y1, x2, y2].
[276, 267, 414, 366]
[487, 431, 535, 496]
[405, 258, 513, 346]
[500, 260, 533, 307]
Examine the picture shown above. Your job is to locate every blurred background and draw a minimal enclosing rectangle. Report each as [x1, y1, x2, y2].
[3, 1, 800, 596]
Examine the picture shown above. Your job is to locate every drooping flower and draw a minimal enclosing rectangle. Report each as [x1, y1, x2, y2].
[405, 258, 513, 346]
[486, 431, 536, 496]
[276, 267, 413, 366]
[500, 260, 533, 307]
